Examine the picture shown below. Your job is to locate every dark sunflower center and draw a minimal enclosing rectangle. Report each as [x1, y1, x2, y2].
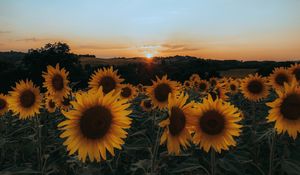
[199, 83, 207, 91]
[99, 76, 116, 94]
[185, 82, 190, 86]
[275, 73, 288, 86]
[0, 98, 7, 110]
[247, 80, 263, 94]
[154, 83, 171, 102]
[199, 110, 225, 135]
[48, 100, 55, 108]
[121, 87, 132, 98]
[169, 107, 186, 136]
[230, 84, 236, 91]
[80, 105, 113, 139]
[20, 90, 36, 108]
[143, 100, 152, 109]
[280, 93, 300, 120]
[293, 68, 300, 81]
[51, 74, 64, 91]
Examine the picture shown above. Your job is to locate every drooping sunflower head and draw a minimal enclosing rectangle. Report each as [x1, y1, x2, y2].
[0, 94, 9, 115]
[268, 67, 293, 90]
[44, 95, 56, 113]
[58, 88, 132, 162]
[88, 66, 124, 94]
[140, 99, 153, 111]
[197, 80, 209, 93]
[57, 95, 73, 111]
[119, 84, 138, 100]
[159, 93, 194, 155]
[267, 79, 300, 139]
[240, 74, 270, 102]
[189, 74, 201, 82]
[288, 63, 300, 82]
[8, 80, 42, 119]
[42, 64, 71, 101]
[209, 83, 229, 101]
[146, 75, 180, 109]
[189, 95, 242, 153]
[227, 80, 239, 94]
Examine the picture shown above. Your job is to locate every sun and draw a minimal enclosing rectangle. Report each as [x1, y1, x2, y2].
[146, 53, 153, 59]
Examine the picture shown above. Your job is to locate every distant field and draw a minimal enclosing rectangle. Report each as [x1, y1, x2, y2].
[219, 68, 257, 78]
[79, 56, 150, 66]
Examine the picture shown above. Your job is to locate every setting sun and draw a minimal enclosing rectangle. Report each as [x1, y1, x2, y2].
[146, 53, 153, 59]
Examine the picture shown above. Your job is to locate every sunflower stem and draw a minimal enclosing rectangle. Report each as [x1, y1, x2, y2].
[210, 149, 216, 175]
[150, 110, 161, 175]
[35, 116, 43, 174]
[268, 130, 276, 175]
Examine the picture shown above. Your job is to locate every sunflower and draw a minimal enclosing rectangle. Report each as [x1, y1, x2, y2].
[8, 80, 42, 119]
[42, 64, 71, 101]
[0, 94, 9, 115]
[288, 63, 300, 82]
[88, 66, 124, 94]
[44, 95, 56, 113]
[209, 77, 218, 88]
[189, 95, 242, 153]
[58, 88, 132, 162]
[197, 80, 209, 93]
[184, 80, 192, 89]
[159, 93, 194, 155]
[189, 74, 201, 82]
[227, 80, 239, 94]
[268, 67, 293, 90]
[209, 83, 229, 101]
[266, 79, 300, 139]
[140, 99, 153, 111]
[57, 96, 73, 111]
[240, 74, 270, 102]
[119, 84, 138, 100]
[146, 75, 180, 109]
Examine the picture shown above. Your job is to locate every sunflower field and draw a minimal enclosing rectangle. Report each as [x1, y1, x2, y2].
[0, 63, 300, 175]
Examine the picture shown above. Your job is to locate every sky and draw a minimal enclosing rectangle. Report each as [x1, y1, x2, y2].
[0, 0, 300, 60]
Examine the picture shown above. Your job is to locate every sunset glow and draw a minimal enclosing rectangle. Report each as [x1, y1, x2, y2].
[1, 0, 300, 60]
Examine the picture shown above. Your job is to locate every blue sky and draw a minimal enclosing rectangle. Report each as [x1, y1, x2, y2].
[0, 0, 300, 60]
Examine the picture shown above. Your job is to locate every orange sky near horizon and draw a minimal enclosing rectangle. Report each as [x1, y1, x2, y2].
[1, 0, 300, 61]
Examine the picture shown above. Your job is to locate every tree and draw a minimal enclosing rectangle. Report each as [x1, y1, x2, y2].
[22, 42, 85, 89]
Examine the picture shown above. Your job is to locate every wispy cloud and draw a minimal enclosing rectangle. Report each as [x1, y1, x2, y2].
[0, 30, 11, 34]
[16, 37, 48, 42]
[160, 44, 200, 53]
[77, 44, 130, 50]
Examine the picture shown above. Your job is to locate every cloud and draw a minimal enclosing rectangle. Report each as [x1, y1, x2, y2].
[16, 37, 47, 42]
[0, 30, 11, 34]
[160, 44, 200, 53]
[77, 44, 129, 50]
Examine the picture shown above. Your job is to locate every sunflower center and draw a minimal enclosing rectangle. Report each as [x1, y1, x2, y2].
[80, 105, 112, 139]
[121, 87, 132, 98]
[185, 82, 190, 86]
[169, 107, 186, 136]
[199, 83, 207, 91]
[143, 100, 152, 109]
[154, 83, 171, 102]
[293, 68, 300, 81]
[48, 100, 55, 108]
[247, 80, 263, 94]
[275, 73, 288, 86]
[280, 93, 300, 120]
[99, 76, 116, 94]
[52, 74, 64, 91]
[20, 90, 36, 108]
[230, 84, 236, 91]
[199, 110, 225, 135]
[210, 80, 217, 86]
[0, 98, 6, 110]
